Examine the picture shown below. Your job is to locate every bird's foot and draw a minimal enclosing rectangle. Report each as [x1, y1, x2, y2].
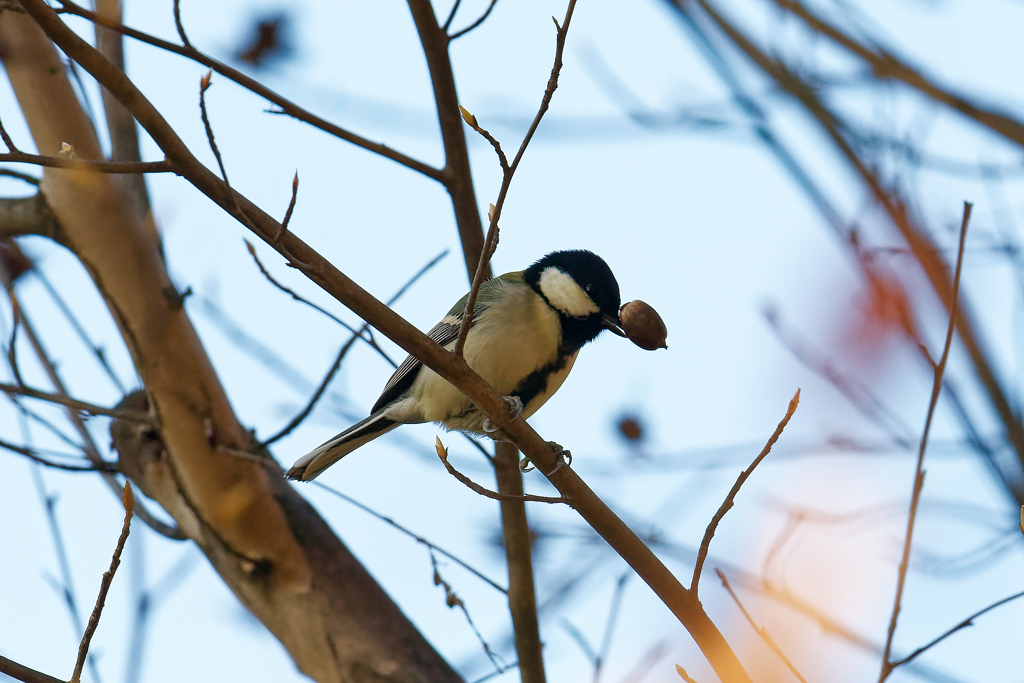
[483, 395, 523, 434]
[520, 441, 572, 473]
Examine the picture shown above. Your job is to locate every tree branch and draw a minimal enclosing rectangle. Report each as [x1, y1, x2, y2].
[691, 390, 799, 594]
[0, 655, 66, 683]
[878, 203, 972, 683]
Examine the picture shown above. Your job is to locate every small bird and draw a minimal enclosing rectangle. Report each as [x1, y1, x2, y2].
[286, 250, 625, 481]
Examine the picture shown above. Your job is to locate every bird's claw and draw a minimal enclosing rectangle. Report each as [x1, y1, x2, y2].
[520, 441, 571, 473]
[483, 395, 523, 434]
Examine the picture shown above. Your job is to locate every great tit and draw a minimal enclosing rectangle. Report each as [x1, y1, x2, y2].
[286, 249, 625, 481]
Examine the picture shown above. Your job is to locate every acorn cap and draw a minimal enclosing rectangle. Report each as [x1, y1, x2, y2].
[620, 300, 668, 351]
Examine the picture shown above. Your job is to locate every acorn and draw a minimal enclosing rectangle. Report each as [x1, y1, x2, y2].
[620, 300, 668, 350]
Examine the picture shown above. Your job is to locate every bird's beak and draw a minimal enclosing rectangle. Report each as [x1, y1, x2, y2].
[603, 312, 627, 337]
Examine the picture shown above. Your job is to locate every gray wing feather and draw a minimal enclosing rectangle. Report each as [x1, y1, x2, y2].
[371, 295, 492, 413]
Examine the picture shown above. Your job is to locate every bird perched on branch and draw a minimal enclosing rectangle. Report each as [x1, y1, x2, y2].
[286, 250, 624, 481]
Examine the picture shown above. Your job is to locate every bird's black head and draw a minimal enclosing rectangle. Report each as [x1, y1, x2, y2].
[523, 250, 625, 351]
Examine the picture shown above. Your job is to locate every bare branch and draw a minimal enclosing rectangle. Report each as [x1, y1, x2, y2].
[313, 480, 507, 593]
[72, 483, 134, 683]
[172, 0, 192, 49]
[455, 0, 577, 358]
[0, 151, 174, 173]
[495, 441, 546, 683]
[0, 115, 18, 151]
[0, 381, 152, 422]
[892, 588, 1024, 669]
[0, 194, 61, 239]
[94, 0, 155, 230]
[262, 249, 446, 445]
[244, 239, 394, 363]
[437, 438, 564, 504]
[773, 0, 1024, 151]
[449, 0, 500, 41]
[0, 168, 40, 184]
[429, 550, 509, 674]
[879, 203, 972, 682]
[691, 389, 800, 594]
[2, 241, 182, 539]
[441, 0, 463, 32]
[0, 655, 66, 683]
[716, 569, 809, 683]
[277, 171, 298, 240]
[0, 435, 116, 471]
[407, 0, 487, 275]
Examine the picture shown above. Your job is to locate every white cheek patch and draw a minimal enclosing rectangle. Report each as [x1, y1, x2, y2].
[538, 266, 599, 317]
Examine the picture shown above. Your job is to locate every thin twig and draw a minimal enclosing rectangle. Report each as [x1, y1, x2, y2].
[454, 0, 578, 358]
[313, 481, 507, 593]
[764, 305, 913, 447]
[441, 0, 463, 32]
[436, 438, 564, 504]
[716, 569, 809, 683]
[32, 268, 129, 393]
[0, 151, 174, 174]
[261, 250, 447, 445]
[458, 106, 509, 173]
[879, 203, 972, 682]
[892, 588, 1024, 668]
[261, 335, 359, 446]
[0, 168, 41, 184]
[277, 171, 299, 241]
[0, 655, 66, 683]
[691, 389, 800, 594]
[172, 0, 192, 48]
[449, 0, 501, 41]
[198, 72, 229, 184]
[594, 573, 631, 683]
[72, 483, 134, 683]
[430, 550, 509, 673]
[0, 436, 116, 471]
[28, 464, 102, 683]
[0, 381, 151, 422]
[244, 240, 377, 340]
[0, 116, 19, 151]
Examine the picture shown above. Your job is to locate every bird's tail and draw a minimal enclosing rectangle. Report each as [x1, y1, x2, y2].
[285, 412, 398, 481]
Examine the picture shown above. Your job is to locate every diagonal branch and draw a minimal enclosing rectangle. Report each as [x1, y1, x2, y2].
[772, 0, 1024, 150]
[691, 390, 799, 594]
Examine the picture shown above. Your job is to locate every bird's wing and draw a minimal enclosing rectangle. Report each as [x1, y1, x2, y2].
[370, 277, 513, 413]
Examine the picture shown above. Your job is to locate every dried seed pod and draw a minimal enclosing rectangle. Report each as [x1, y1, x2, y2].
[620, 300, 668, 350]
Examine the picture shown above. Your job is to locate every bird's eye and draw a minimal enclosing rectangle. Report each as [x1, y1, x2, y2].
[585, 283, 594, 293]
